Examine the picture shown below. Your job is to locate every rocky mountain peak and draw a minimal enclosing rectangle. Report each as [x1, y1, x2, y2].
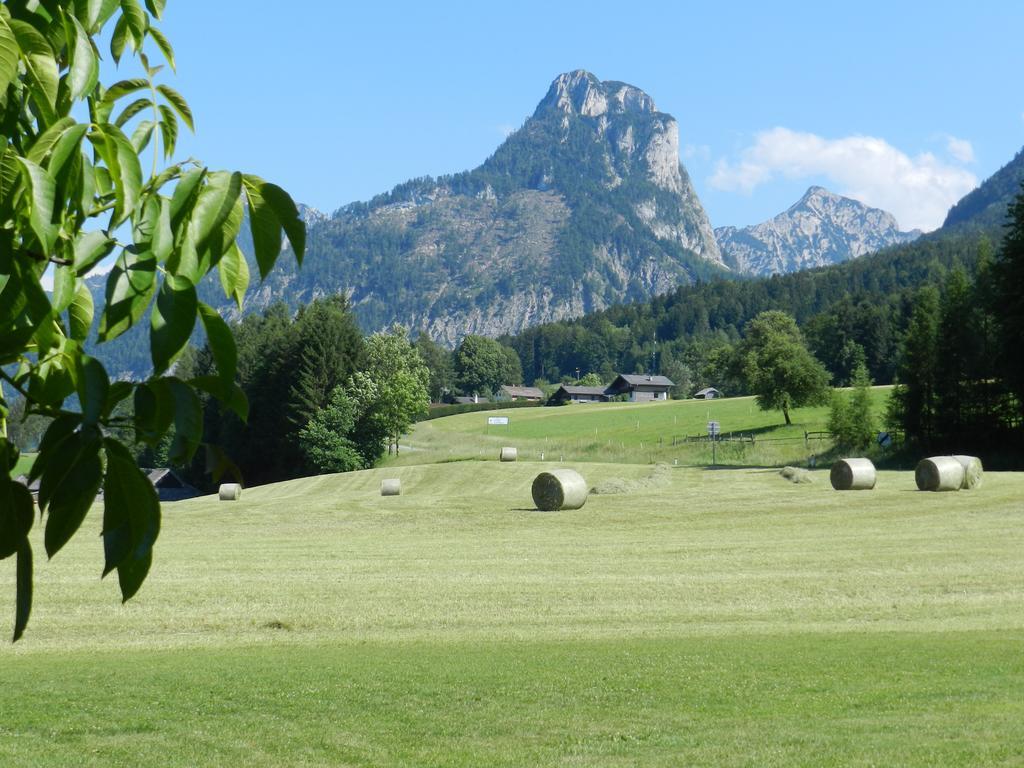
[716, 187, 921, 276]
[536, 70, 657, 118]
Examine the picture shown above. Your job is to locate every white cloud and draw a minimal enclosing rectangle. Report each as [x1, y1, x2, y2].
[945, 135, 975, 163]
[709, 127, 978, 231]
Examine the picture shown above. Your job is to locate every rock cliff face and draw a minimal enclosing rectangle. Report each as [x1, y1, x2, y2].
[715, 187, 921, 276]
[239, 70, 724, 345]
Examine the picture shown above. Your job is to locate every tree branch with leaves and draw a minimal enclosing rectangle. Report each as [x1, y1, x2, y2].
[0, 0, 303, 640]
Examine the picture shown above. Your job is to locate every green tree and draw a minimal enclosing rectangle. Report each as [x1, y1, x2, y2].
[888, 287, 940, 447]
[577, 372, 604, 387]
[296, 387, 363, 474]
[828, 363, 875, 451]
[414, 334, 454, 402]
[454, 335, 521, 396]
[735, 311, 830, 425]
[347, 326, 429, 455]
[993, 186, 1024, 419]
[0, 3, 303, 640]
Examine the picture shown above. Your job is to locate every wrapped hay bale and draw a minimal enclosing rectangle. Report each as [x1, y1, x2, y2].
[532, 469, 588, 511]
[780, 466, 813, 484]
[380, 479, 402, 496]
[830, 458, 876, 490]
[952, 455, 984, 490]
[499, 447, 518, 462]
[915, 456, 965, 492]
[218, 483, 242, 501]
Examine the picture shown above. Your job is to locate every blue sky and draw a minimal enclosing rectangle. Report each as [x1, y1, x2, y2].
[144, 1, 1024, 232]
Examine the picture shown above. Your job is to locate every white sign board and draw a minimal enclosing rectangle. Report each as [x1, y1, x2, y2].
[487, 416, 510, 426]
[707, 421, 720, 437]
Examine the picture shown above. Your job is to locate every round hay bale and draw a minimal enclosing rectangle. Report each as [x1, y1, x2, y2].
[952, 455, 983, 490]
[218, 483, 242, 501]
[380, 478, 401, 496]
[531, 469, 588, 511]
[915, 456, 965, 492]
[499, 446, 518, 462]
[830, 458, 876, 490]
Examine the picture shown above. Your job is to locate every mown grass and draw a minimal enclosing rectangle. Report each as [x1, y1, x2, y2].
[11, 452, 35, 477]
[393, 389, 894, 467]
[2, 460, 1022, 765]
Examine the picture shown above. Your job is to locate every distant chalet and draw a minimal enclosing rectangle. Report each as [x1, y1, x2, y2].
[694, 387, 721, 400]
[549, 385, 610, 404]
[607, 374, 674, 402]
[499, 385, 546, 401]
[550, 374, 674, 405]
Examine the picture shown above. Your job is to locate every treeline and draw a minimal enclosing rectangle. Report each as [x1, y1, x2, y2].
[499, 228, 998, 391]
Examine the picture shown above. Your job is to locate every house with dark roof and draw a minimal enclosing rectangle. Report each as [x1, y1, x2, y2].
[499, 385, 546, 401]
[605, 374, 674, 402]
[549, 385, 610, 404]
[694, 387, 722, 400]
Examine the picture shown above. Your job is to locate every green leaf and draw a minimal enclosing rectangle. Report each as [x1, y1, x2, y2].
[0, 480, 33, 560]
[166, 377, 202, 464]
[66, 13, 98, 100]
[150, 196, 172, 262]
[45, 123, 88, 177]
[197, 303, 236, 385]
[260, 182, 306, 263]
[72, 229, 115, 275]
[130, 118, 155, 153]
[146, 25, 173, 70]
[189, 171, 241, 252]
[109, 12, 129, 63]
[29, 414, 81, 484]
[68, 280, 94, 341]
[119, 0, 147, 49]
[149, 274, 196, 374]
[89, 125, 142, 227]
[242, 177, 281, 279]
[217, 242, 249, 309]
[50, 263, 75, 312]
[41, 426, 103, 558]
[97, 247, 156, 342]
[27, 116, 76, 164]
[10, 20, 59, 124]
[168, 166, 203, 231]
[76, 354, 109, 426]
[104, 380, 135, 419]
[144, 0, 166, 19]
[103, 77, 148, 104]
[13, 539, 32, 642]
[101, 438, 160, 598]
[0, 14, 20, 95]
[114, 96, 151, 127]
[84, 0, 122, 32]
[132, 377, 173, 443]
[155, 84, 193, 131]
[15, 157, 57, 254]
[156, 102, 176, 158]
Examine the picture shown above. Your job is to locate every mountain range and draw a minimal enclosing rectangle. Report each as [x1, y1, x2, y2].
[88, 70, 1024, 376]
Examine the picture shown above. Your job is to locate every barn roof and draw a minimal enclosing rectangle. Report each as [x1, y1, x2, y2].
[612, 374, 675, 387]
[500, 385, 545, 399]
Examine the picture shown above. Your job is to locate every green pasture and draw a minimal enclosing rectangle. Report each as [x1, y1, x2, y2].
[2, 459, 1022, 766]
[11, 452, 35, 478]
[394, 388, 894, 467]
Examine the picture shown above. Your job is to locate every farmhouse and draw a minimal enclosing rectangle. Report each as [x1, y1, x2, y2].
[499, 385, 545, 401]
[549, 385, 610, 404]
[606, 374, 674, 402]
[694, 387, 722, 399]
[143, 468, 200, 502]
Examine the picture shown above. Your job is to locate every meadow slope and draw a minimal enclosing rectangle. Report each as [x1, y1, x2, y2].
[2, 460, 1022, 766]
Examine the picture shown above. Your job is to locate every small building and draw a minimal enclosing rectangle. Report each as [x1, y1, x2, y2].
[549, 385, 610, 405]
[499, 385, 545, 402]
[606, 374, 674, 402]
[694, 387, 722, 400]
[143, 468, 200, 502]
[453, 394, 486, 405]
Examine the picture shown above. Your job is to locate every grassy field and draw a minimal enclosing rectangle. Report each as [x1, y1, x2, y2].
[393, 389, 894, 468]
[2, 459, 1022, 766]
[11, 452, 35, 478]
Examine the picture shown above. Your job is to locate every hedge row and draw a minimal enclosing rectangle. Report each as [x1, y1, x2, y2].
[417, 400, 544, 422]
